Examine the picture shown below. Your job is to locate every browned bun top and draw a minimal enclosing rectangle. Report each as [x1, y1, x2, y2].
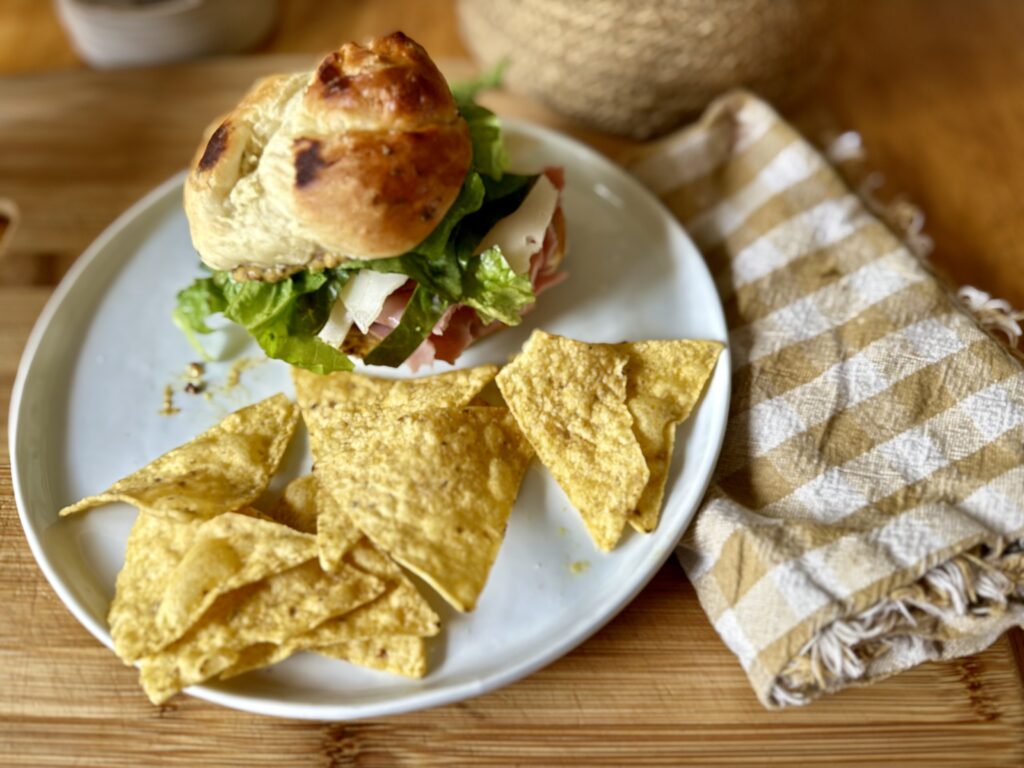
[310, 32, 459, 131]
[184, 32, 472, 279]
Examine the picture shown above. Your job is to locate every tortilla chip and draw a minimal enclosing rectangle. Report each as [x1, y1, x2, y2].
[309, 479, 365, 570]
[292, 365, 498, 413]
[264, 474, 319, 534]
[318, 636, 427, 678]
[496, 331, 649, 552]
[300, 543, 441, 643]
[218, 642, 291, 680]
[138, 559, 384, 704]
[154, 511, 317, 647]
[220, 584, 436, 679]
[265, 476, 439, 636]
[108, 513, 200, 663]
[313, 407, 532, 611]
[295, 366, 499, 460]
[263, 475, 362, 570]
[222, 632, 429, 681]
[222, 564, 439, 681]
[346, 544, 440, 637]
[609, 340, 723, 533]
[217, 476, 441, 680]
[60, 394, 299, 521]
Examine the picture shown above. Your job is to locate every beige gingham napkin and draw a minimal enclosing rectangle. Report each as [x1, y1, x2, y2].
[627, 91, 1024, 708]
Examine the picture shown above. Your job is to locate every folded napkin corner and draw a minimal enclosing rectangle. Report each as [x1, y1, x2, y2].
[628, 90, 1024, 708]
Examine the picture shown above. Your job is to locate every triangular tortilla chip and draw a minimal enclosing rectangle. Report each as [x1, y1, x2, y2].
[295, 366, 500, 458]
[112, 511, 318, 669]
[60, 394, 299, 521]
[310, 480, 365, 571]
[108, 514, 200, 663]
[312, 407, 532, 611]
[608, 340, 723, 533]
[292, 365, 498, 413]
[218, 642, 291, 679]
[318, 636, 427, 678]
[138, 559, 384, 704]
[220, 565, 440, 680]
[496, 331, 649, 552]
[299, 543, 441, 643]
[219, 565, 439, 680]
[216, 476, 441, 681]
[154, 512, 317, 648]
[266, 476, 440, 638]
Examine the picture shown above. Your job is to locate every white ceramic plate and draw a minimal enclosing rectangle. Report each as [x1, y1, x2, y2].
[10, 120, 730, 720]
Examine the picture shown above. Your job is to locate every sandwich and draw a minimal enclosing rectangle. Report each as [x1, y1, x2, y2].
[174, 32, 566, 372]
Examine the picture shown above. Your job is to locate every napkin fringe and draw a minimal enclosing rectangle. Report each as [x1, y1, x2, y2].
[958, 286, 1024, 359]
[770, 540, 1024, 706]
[827, 131, 1024, 360]
[825, 131, 935, 262]
[767, 149, 1024, 707]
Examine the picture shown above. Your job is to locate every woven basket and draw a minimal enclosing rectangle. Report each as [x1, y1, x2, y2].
[457, 0, 839, 139]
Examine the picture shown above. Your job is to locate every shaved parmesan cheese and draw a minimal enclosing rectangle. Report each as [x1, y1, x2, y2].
[317, 294, 353, 348]
[340, 271, 409, 333]
[316, 272, 408, 348]
[475, 175, 559, 274]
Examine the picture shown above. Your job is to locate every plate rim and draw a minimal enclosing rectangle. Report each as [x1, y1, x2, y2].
[9, 118, 730, 720]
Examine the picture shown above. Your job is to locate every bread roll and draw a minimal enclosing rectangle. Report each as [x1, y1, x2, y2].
[184, 32, 472, 281]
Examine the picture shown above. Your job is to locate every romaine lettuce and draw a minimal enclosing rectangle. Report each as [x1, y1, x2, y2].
[172, 275, 227, 357]
[463, 246, 535, 326]
[173, 269, 352, 373]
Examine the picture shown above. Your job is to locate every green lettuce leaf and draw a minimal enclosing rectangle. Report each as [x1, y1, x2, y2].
[172, 270, 353, 373]
[217, 270, 352, 374]
[453, 62, 511, 181]
[463, 246, 535, 325]
[450, 61, 507, 104]
[482, 172, 534, 201]
[459, 101, 508, 181]
[172, 276, 227, 359]
[255, 332, 353, 375]
[412, 172, 487, 260]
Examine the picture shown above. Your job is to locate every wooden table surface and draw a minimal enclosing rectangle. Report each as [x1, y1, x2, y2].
[4, 1, 1024, 765]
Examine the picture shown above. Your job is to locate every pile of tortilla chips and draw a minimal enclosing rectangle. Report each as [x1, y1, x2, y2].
[60, 394, 441, 704]
[60, 330, 721, 705]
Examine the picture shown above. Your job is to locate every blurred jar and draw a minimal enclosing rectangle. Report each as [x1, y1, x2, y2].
[56, 0, 278, 68]
[457, 0, 839, 139]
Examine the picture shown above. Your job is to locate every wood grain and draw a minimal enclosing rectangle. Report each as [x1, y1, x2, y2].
[3, 1, 1024, 765]
[3, 432, 1024, 766]
[824, 0, 1024, 310]
[0, 0, 79, 75]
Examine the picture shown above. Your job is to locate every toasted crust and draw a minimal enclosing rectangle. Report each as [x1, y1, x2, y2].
[184, 32, 471, 278]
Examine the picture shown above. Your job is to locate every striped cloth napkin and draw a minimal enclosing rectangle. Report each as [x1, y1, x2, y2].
[626, 91, 1024, 708]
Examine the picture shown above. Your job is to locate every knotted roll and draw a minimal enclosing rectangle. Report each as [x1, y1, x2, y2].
[184, 32, 472, 281]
